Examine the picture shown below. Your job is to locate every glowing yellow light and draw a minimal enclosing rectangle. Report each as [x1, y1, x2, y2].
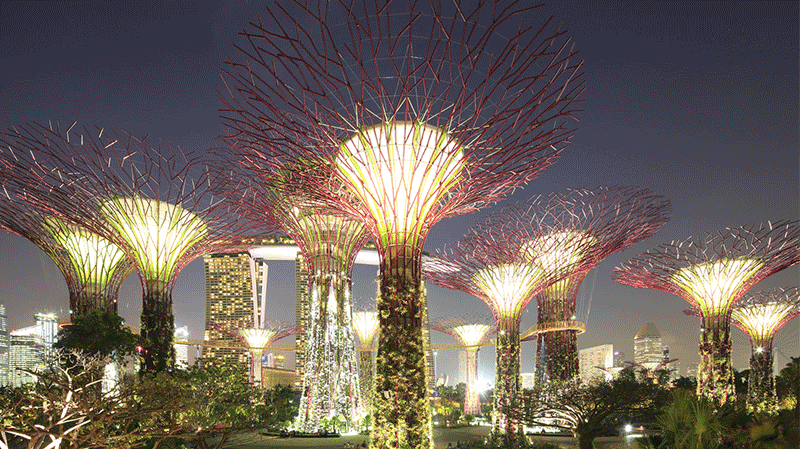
[520, 230, 597, 273]
[336, 121, 465, 247]
[732, 301, 798, 342]
[100, 197, 207, 282]
[353, 311, 379, 347]
[239, 328, 277, 349]
[471, 263, 544, 318]
[45, 218, 128, 288]
[453, 324, 493, 346]
[672, 258, 763, 314]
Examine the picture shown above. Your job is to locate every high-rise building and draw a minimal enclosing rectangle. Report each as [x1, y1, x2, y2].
[9, 331, 44, 387]
[662, 346, 678, 382]
[634, 322, 663, 370]
[203, 252, 252, 368]
[578, 344, 614, 383]
[174, 325, 189, 368]
[294, 252, 309, 389]
[0, 304, 8, 386]
[613, 350, 626, 368]
[34, 313, 58, 362]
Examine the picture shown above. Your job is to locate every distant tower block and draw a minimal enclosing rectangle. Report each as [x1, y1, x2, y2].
[508, 187, 671, 382]
[731, 287, 800, 414]
[0, 123, 265, 373]
[634, 322, 664, 370]
[220, 1, 583, 445]
[431, 317, 495, 416]
[614, 220, 800, 406]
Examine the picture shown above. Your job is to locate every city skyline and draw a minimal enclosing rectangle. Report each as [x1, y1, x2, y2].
[0, 1, 797, 385]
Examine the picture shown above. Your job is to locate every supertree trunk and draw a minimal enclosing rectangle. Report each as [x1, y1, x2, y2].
[542, 330, 579, 382]
[494, 316, 522, 441]
[70, 289, 115, 317]
[251, 348, 265, 387]
[537, 279, 582, 381]
[298, 273, 360, 431]
[697, 312, 734, 406]
[464, 347, 482, 416]
[359, 349, 375, 417]
[371, 248, 431, 449]
[747, 340, 776, 414]
[141, 280, 175, 373]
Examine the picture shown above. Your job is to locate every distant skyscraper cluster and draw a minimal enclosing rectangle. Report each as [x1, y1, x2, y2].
[0, 310, 57, 387]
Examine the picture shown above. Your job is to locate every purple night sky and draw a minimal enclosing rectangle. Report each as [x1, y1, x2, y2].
[1, 1, 797, 385]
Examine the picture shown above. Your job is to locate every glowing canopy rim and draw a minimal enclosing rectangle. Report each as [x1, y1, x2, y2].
[471, 263, 545, 318]
[452, 324, 494, 346]
[335, 121, 465, 246]
[44, 217, 129, 286]
[100, 196, 208, 280]
[239, 328, 278, 349]
[732, 302, 799, 342]
[352, 311, 379, 345]
[671, 257, 764, 314]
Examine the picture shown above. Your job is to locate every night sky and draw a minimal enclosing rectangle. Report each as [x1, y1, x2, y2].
[1, 1, 797, 385]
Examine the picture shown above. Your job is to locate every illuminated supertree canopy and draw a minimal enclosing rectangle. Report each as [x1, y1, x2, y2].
[219, 1, 583, 446]
[0, 175, 134, 318]
[431, 316, 495, 416]
[731, 287, 800, 414]
[213, 160, 368, 432]
[613, 220, 800, 406]
[207, 320, 300, 388]
[0, 122, 265, 373]
[426, 225, 596, 441]
[504, 186, 671, 383]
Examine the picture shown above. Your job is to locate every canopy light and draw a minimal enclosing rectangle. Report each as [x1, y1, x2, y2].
[239, 328, 278, 349]
[353, 311, 380, 347]
[45, 217, 128, 287]
[453, 324, 494, 347]
[472, 263, 544, 318]
[672, 258, 763, 314]
[101, 196, 207, 281]
[336, 121, 465, 247]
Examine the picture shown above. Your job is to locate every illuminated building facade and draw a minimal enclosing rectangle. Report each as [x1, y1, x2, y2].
[634, 322, 663, 371]
[0, 304, 8, 386]
[578, 344, 614, 383]
[9, 331, 44, 387]
[174, 325, 189, 368]
[203, 252, 252, 367]
[294, 253, 309, 389]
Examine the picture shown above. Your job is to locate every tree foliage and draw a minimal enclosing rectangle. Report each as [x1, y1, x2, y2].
[54, 310, 140, 360]
[522, 377, 669, 449]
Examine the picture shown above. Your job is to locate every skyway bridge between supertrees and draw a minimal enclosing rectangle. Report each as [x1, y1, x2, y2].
[218, 1, 584, 447]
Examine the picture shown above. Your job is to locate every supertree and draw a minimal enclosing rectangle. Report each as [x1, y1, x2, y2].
[506, 186, 671, 383]
[212, 160, 368, 432]
[731, 287, 800, 414]
[207, 320, 300, 388]
[0, 122, 264, 373]
[352, 305, 380, 419]
[430, 316, 495, 416]
[425, 226, 597, 440]
[219, 1, 583, 446]
[0, 186, 133, 318]
[613, 221, 800, 406]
